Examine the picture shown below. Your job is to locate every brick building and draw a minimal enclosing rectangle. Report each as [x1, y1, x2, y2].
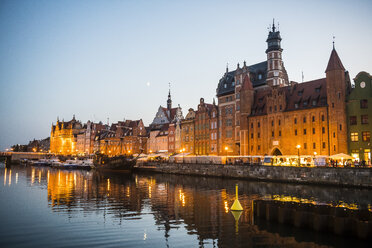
[194, 98, 218, 155]
[216, 22, 351, 156]
[181, 108, 196, 154]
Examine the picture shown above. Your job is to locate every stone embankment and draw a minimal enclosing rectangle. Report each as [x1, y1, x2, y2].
[136, 162, 372, 188]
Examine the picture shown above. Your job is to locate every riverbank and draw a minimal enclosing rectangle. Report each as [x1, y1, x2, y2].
[136, 162, 372, 188]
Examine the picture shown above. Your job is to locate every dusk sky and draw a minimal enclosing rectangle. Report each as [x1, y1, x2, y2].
[0, 0, 371, 151]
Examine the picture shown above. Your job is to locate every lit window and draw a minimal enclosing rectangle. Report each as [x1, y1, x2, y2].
[351, 132, 358, 142]
[362, 131, 370, 142]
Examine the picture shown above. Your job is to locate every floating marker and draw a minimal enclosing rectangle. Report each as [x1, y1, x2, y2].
[230, 184, 243, 211]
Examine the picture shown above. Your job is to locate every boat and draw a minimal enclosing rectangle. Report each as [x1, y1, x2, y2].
[93, 154, 136, 172]
[51, 159, 94, 170]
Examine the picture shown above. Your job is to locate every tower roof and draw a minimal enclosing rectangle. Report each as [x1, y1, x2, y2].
[325, 48, 345, 73]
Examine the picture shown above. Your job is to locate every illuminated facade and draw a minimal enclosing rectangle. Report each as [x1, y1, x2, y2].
[50, 116, 83, 155]
[181, 108, 195, 154]
[94, 119, 147, 155]
[216, 22, 350, 156]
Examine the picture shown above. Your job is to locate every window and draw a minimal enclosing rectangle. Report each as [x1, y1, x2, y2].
[361, 115, 368, 124]
[294, 118, 297, 124]
[339, 124, 342, 131]
[303, 129, 307, 135]
[295, 103, 299, 109]
[312, 116, 315, 122]
[362, 131, 370, 142]
[332, 103, 334, 108]
[280, 105, 282, 110]
[333, 132, 335, 138]
[351, 132, 358, 142]
[322, 115, 325, 121]
[226, 130, 232, 138]
[322, 142, 326, 149]
[224, 84, 227, 88]
[303, 101, 308, 107]
[226, 119, 232, 126]
[272, 131, 274, 137]
[251, 133, 253, 139]
[274, 105, 277, 112]
[322, 127, 325, 134]
[279, 130, 281, 136]
[236, 93, 240, 99]
[312, 128, 315, 134]
[295, 129, 297, 136]
[303, 117, 306, 123]
[350, 116, 357, 125]
[271, 120, 274, 126]
[278, 120, 281, 126]
[251, 123, 253, 128]
[313, 143, 316, 149]
[258, 145, 261, 151]
[312, 100, 317, 106]
[360, 99, 368, 109]
[315, 87, 320, 93]
[269, 106, 272, 112]
[304, 143, 307, 149]
[258, 122, 260, 128]
[258, 132, 260, 138]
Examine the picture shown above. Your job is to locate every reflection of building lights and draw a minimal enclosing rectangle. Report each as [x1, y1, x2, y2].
[8, 170, 12, 186]
[39, 171, 42, 184]
[4, 168, 7, 186]
[16, 173, 18, 184]
[224, 201, 229, 213]
[31, 168, 35, 185]
[107, 179, 110, 191]
[47, 171, 50, 183]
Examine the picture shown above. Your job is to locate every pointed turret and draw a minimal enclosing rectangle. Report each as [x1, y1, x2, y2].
[167, 88, 172, 110]
[325, 48, 345, 73]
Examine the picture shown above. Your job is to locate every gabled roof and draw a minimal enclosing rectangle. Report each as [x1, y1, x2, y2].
[216, 61, 267, 97]
[325, 49, 345, 73]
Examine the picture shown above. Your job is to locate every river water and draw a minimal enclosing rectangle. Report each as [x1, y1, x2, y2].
[0, 163, 370, 248]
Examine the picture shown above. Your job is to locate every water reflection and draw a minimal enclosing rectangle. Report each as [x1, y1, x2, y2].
[1, 164, 371, 247]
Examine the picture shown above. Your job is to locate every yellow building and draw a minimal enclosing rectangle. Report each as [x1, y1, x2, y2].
[50, 116, 83, 155]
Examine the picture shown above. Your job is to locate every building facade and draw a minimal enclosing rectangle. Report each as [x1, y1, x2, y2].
[50, 116, 83, 155]
[181, 108, 196, 154]
[216, 22, 350, 156]
[347, 71, 372, 164]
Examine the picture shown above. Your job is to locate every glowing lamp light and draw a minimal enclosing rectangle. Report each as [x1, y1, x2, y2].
[296, 145, 301, 149]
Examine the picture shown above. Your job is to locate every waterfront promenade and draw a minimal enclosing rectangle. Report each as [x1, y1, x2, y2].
[137, 162, 372, 188]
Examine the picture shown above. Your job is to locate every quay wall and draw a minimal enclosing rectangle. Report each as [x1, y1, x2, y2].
[137, 162, 372, 188]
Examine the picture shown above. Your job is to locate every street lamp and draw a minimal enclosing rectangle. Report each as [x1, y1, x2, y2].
[296, 145, 301, 166]
[225, 146, 228, 164]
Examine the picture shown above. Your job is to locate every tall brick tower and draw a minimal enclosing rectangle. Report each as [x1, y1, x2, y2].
[325, 45, 348, 155]
[266, 20, 289, 87]
[239, 75, 254, 155]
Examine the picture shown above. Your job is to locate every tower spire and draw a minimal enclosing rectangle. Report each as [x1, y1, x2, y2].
[167, 83, 172, 110]
[272, 18, 275, 32]
[333, 36, 335, 50]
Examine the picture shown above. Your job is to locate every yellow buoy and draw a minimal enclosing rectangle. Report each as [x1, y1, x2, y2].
[230, 184, 243, 211]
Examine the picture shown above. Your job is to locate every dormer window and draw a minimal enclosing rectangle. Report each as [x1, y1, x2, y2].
[298, 90, 303, 96]
[232, 81, 235, 86]
[295, 103, 299, 109]
[303, 101, 308, 106]
[224, 83, 227, 88]
[258, 74, 262, 80]
[315, 87, 321, 93]
[312, 100, 317, 106]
